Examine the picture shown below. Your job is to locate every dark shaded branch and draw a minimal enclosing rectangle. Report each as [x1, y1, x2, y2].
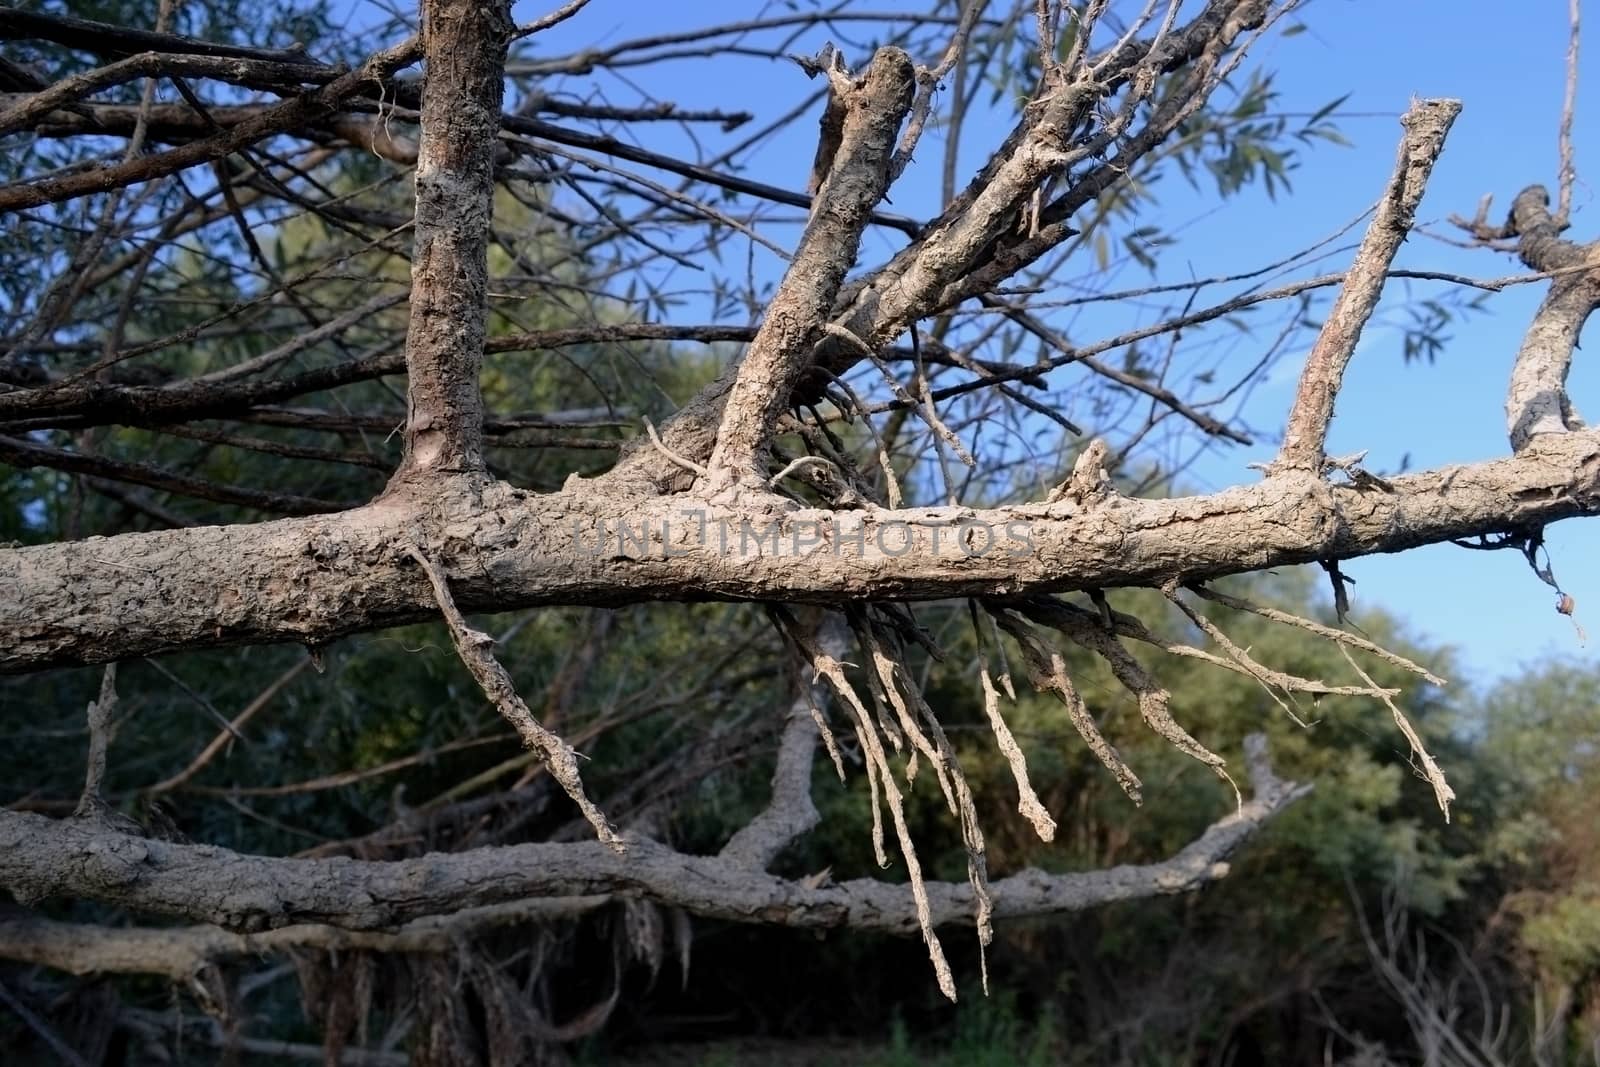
[0, 52, 336, 138]
[0, 742, 1304, 932]
[0, 324, 747, 433]
[0, 6, 333, 67]
[0, 433, 349, 515]
[0, 36, 419, 215]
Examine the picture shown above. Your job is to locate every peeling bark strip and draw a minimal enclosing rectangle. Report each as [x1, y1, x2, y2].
[1276, 98, 1461, 471]
[394, 0, 514, 480]
[3, 430, 1597, 674]
[0, 758, 1303, 934]
[705, 47, 915, 486]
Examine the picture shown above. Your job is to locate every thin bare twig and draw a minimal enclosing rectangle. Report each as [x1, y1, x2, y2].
[1339, 646, 1455, 820]
[1068, 600, 1241, 811]
[644, 416, 709, 477]
[405, 544, 622, 852]
[1556, 0, 1581, 226]
[889, 0, 984, 180]
[1190, 584, 1447, 686]
[0, 978, 90, 1067]
[516, 0, 594, 39]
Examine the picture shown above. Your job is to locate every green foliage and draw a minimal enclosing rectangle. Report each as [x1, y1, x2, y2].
[865, 992, 1063, 1067]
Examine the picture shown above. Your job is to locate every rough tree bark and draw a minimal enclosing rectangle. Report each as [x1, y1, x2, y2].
[0, 0, 1594, 1051]
[2, 431, 1596, 673]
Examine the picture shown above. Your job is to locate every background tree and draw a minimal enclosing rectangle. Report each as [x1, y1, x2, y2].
[0, 0, 1595, 1063]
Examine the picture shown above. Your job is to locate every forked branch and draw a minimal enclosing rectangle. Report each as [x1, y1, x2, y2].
[704, 47, 915, 490]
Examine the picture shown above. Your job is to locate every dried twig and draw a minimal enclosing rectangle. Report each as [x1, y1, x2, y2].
[772, 607, 957, 1000]
[1068, 603, 1240, 811]
[643, 416, 709, 478]
[889, 0, 984, 180]
[516, 0, 594, 39]
[1556, 0, 1581, 226]
[1017, 596, 1396, 703]
[1190, 584, 1446, 686]
[1339, 646, 1455, 820]
[969, 602, 1055, 841]
[1163, 587, 1318, 728]
[405, 543, 622, 852]
[861, 611, 995, 990]
[145, 657, 314, 796]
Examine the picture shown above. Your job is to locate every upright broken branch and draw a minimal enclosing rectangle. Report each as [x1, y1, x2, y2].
[1492, 186, 1596, 451]
[704, 47, 915, 490]
[1276, 98, 1460, 472]
[392, 0, 514, 483]
[73, 665, 121, 820]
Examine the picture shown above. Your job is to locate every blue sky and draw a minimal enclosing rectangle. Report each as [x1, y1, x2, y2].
[492, 0, 1597, 685]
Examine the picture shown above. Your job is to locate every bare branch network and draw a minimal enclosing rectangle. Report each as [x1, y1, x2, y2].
[0, 0, 1595, 1044]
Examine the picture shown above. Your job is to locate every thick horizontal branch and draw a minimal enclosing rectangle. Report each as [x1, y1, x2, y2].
[0, 898, 606, 981]
[0, 53, 334, 138]
[0, 761, 1303, 935]
[3, 431, 1597, 674]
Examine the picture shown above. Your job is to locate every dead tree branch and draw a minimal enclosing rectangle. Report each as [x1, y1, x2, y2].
[4, 432, 1596, 675]
[0, 740, 1305, 934]
[704, 47, 914, 489]
[1276, 98, 1461, 472]
[390, 0, 512, 483]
